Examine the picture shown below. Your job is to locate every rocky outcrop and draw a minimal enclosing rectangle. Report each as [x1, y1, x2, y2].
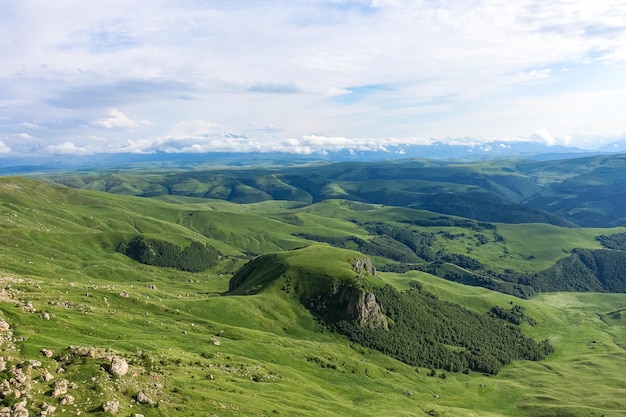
[347, 258, 388, 329]
[52, 379, 68, 398]
[346, 291, 388, 330]
[353, 257, 378, 279]
[102, 399, 119, 414]
[135, 390, 155, 406]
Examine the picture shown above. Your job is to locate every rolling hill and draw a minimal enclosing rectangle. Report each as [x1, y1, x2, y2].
[0, 174, 625, 416]
[41, 153, 626, 227]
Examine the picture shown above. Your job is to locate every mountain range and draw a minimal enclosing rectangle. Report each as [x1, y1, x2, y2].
[2, 138, 626, 174]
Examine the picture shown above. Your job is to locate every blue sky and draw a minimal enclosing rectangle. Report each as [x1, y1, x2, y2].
[1, 0, 625, 156]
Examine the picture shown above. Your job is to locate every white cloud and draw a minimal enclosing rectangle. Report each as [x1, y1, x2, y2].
[15, 133, 36, 140]
[518, 69, 551, 82]
[167, 121, 222, 138]
[2, 0, 626, 155]
[0, 141, 10, 153]
[42, 142, 93, 155]
[531, 130, 558, 146]
[91, 109, 152, 129]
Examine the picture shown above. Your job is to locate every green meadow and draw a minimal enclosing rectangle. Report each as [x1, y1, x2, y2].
[0, 176, 625, 416]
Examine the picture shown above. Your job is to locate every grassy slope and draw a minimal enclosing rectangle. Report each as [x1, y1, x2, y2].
[0, 177, 625, 416]
[42, 154, 626, 227]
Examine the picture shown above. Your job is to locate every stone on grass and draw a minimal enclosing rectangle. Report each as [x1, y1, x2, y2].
[40, 349, 54, 358]
[61, 394, 74, 405]
[52, 379, 68, 398]
[135, 391, 154, 405]
[109, 357, 128, 377]
[102, 400, 119, 414]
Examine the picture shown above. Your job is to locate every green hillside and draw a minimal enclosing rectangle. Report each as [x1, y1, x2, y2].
[0, 176, 626, 416]
[40, 153, 626, 227]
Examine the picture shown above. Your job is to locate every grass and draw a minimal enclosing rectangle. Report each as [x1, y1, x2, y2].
[0, 176, 626, 416]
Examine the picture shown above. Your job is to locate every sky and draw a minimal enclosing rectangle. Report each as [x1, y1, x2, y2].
[1, 0, 626, 156]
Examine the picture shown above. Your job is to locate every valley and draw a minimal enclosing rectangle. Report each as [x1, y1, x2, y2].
[0, 154, 625, 416]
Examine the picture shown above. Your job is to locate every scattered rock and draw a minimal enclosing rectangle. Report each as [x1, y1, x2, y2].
[40, 312, 51, 320]
[56, 368, 65, 374]
[0, 320, 9, 331]
[12, 403, 29, 417]
[119, 291, 129, 298]
[147, 284, 157, 290]
[102, 400, 119, 414]
[5, 389, 20, 401]
[52, 379, 68, 398]
[61, 394, 74, 405]
[42, 371, 54, 382]
[135, 391, 154, 405]
[12, 368, 27, 384]
[41, 349, 54, 358]
[22, 302, 35, 313]
[85, 349, 96, 359]
[404, 390, 413, 397]
[211, 337, 221, 346]
[109, 357, 128, 377]
[27, 360, 42, 369]
[41, 403, 56, 415]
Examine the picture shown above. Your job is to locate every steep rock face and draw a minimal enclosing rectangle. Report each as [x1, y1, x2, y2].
[347, 257, 387, 329]
[347, 291, 388, 330]
[353, 257, 377, 279]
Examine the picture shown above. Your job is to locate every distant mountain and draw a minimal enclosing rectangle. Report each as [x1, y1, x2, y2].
[339, 140, 602, 161]
[0, 139, 617, 174]
[599, 138, 626, 153]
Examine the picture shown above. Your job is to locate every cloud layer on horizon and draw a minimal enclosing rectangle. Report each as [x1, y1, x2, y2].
[1, 0, 626, 156]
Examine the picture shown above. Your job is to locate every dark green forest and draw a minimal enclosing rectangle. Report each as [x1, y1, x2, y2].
[334, 283, 552, 375]
[118, 236, 221, 272]
[527, 249, 626, 293]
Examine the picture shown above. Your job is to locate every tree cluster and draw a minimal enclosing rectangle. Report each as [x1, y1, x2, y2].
[119, 236, 221, 272]
[527, 248, 626, 293]
[443, 271, 535, 299]
[597, 232, 626, 250]
[404, 216, 495, 231]
[294, 233, 423, 263]
[364, 223, 436, 261]
[335, 284, 552, 375]
[439, 253, 482, 270]
[488, 305, 536, 326]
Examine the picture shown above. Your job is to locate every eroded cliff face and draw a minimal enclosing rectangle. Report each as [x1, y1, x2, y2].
[347, 291, 389, 330]
[347, 257, 388, 329]
[352, 257, 377, 279]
